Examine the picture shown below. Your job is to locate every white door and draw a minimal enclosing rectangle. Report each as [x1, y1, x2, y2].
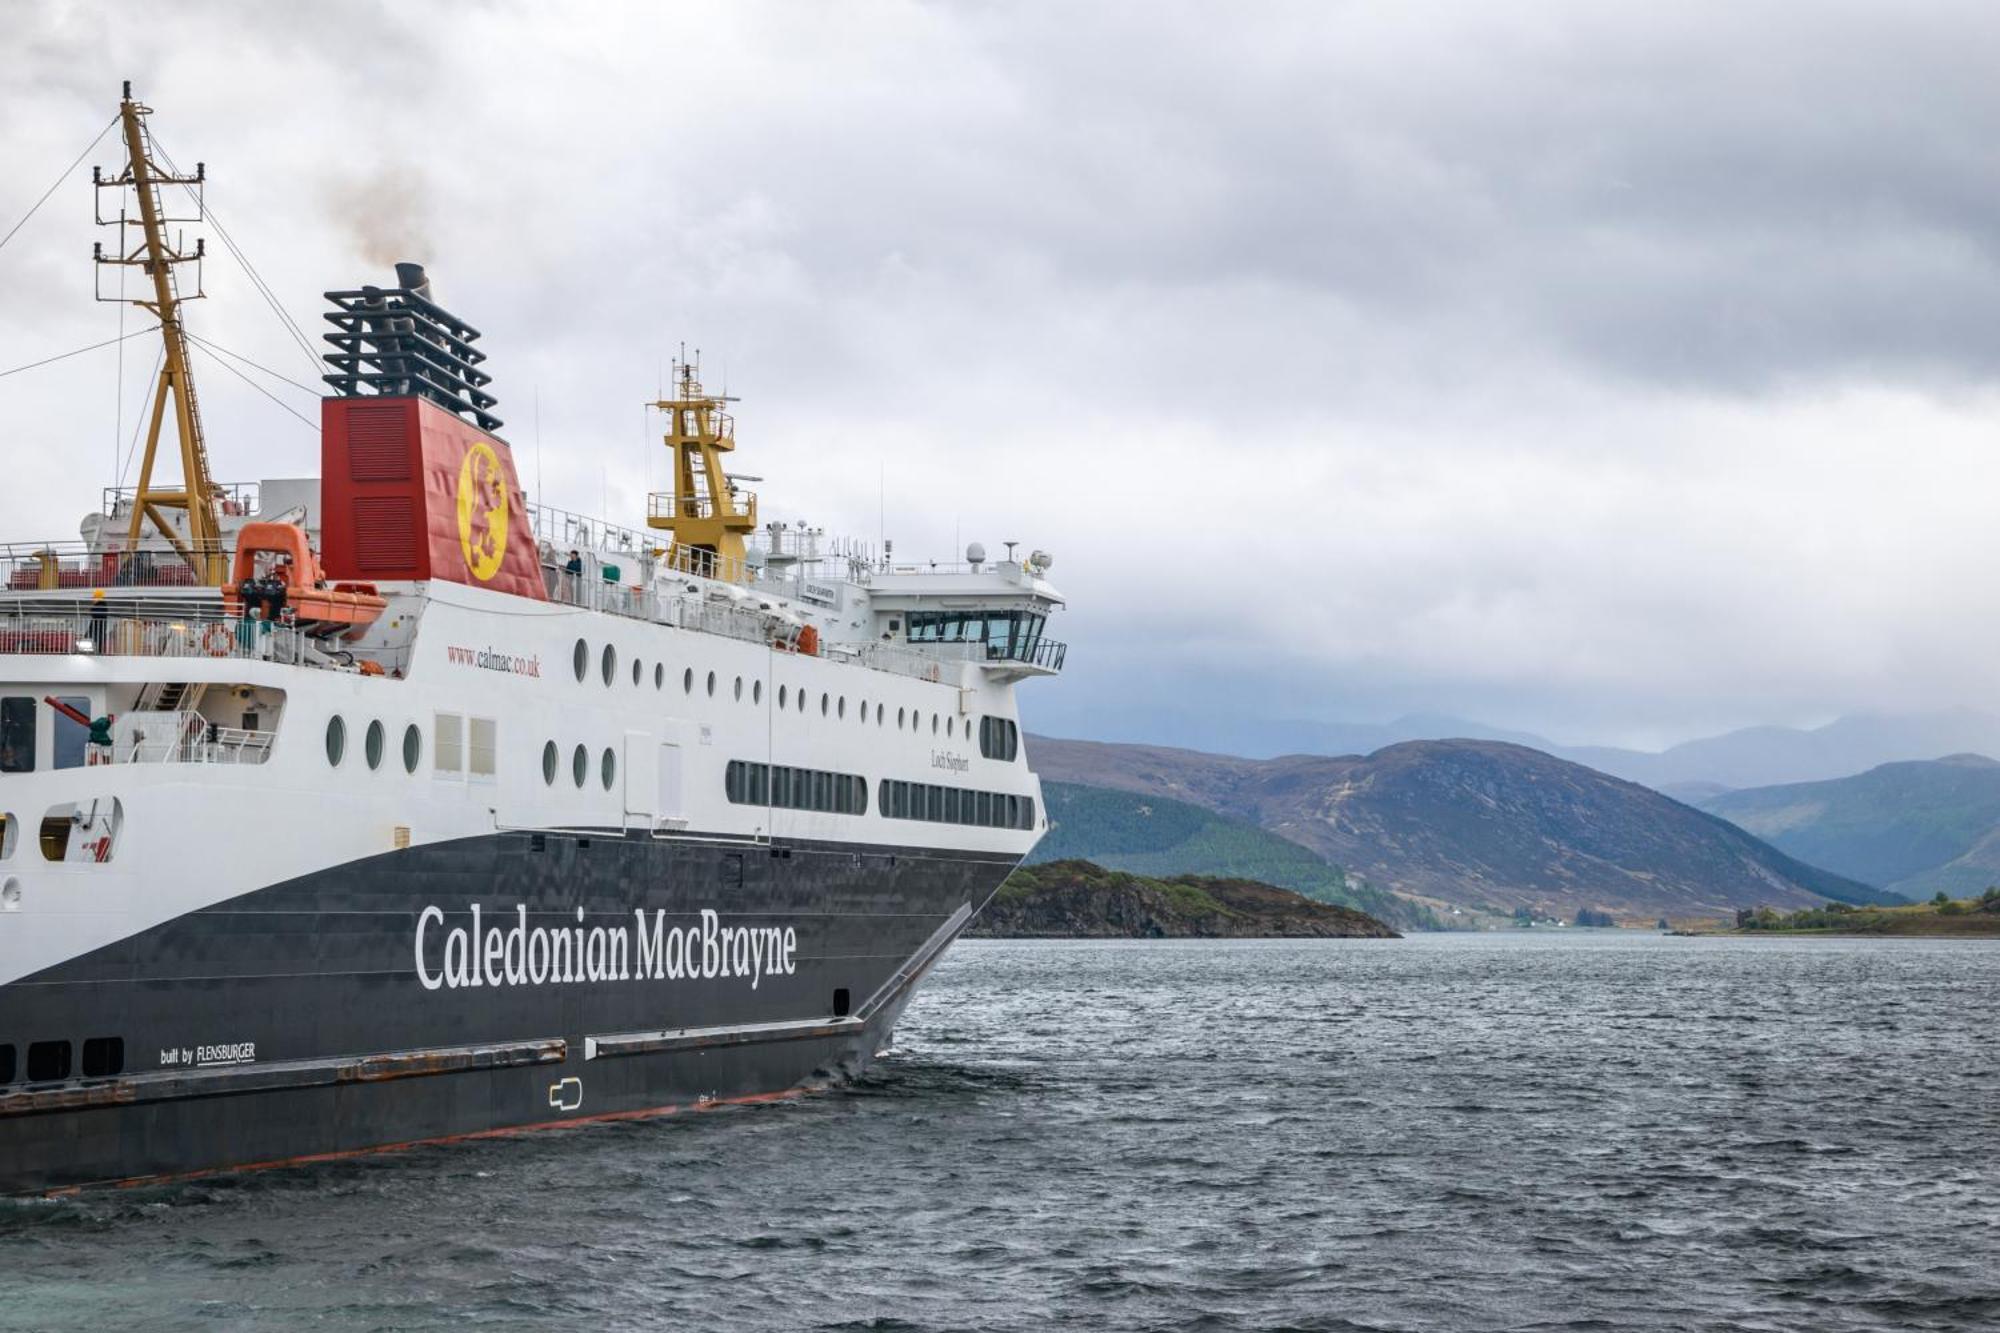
[656, 741, 685, 829]
[623, 730, 657, 831]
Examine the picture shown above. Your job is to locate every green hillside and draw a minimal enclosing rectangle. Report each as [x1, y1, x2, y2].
[1698, 755, 2000, 898]
[1031, 781, 1437, 929]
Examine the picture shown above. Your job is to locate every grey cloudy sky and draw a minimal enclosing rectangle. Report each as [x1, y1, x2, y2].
[4, 1, 2000, 751]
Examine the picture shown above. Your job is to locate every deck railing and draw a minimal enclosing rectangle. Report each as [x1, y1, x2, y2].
[0, 541, 232, 592]
[101, 710, 275, 765]
[0, 613, 305, 664]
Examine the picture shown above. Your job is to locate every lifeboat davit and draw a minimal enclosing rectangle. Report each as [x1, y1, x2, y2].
[221, 522, 387, 641]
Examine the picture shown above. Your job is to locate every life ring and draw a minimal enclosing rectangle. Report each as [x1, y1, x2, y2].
[202, 623, 234, 657]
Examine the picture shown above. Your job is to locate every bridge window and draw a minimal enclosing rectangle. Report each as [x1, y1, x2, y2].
[0, 698, 32, 773]
[906, 610, 1046, 661]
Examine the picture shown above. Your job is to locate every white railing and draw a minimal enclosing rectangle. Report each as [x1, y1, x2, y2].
[105, 710, 275, 765]
[0, 613, 306, 664]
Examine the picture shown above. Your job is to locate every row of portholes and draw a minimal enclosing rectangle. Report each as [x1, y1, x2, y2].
[566, 637, 981, 741]
[326, 715, 423, 772]
[574, 637, 767, 706]
[542, 740, 617, 792]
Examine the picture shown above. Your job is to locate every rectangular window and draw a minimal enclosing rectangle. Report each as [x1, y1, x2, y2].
[468, 717, 497, 777]
[25, 1039, 70, 1083]
[53, 696, 90, 770]
[434, 713, 464, 774]
[0, 697, 30, 773]
[0, 1044, 14, 1084]
[81, 1036, 123, 1078]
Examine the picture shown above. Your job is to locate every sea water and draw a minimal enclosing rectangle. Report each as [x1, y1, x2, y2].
[2, 932, 1995, 1331]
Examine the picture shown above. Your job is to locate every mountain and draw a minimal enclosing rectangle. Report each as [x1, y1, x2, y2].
[967, 861, 1398, 939]
[1030, 781, 1436, 930]
[1563, 709, 2000, 791]
[1029, 706, 2000, 792]
[1697, 755, 2000, 899]
[1027, 735, 1893, 918]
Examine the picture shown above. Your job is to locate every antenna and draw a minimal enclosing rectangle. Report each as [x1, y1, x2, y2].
[94, 81, 224, 583]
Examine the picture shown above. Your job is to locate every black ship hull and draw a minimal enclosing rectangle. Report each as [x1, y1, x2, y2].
[0, 830, 1012, 1194]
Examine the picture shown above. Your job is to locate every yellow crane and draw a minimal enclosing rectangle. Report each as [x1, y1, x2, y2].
[93, 81, 225, 584]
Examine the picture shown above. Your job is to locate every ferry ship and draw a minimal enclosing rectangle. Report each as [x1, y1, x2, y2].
[0, 89, 1063, 1193]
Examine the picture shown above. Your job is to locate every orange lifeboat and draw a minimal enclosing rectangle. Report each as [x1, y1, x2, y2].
[222, 522, 387, 641]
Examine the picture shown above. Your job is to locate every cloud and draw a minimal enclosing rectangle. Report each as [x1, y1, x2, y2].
[4, 1, 2000, 750]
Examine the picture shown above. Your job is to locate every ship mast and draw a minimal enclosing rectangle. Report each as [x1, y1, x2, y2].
[94, 81, 225, 584]
[647, 357, 757, 580]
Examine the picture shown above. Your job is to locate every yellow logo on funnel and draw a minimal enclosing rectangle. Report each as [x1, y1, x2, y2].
[456, 441, 509, 582]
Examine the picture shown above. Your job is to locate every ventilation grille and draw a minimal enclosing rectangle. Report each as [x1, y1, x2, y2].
[352, 496, 419, 572]
[346, 405, 411, 481]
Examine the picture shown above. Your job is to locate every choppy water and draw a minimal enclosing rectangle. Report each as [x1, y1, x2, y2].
[4, 933, 1998, 1332]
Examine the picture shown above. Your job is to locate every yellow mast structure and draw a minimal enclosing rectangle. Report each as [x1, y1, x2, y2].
[94, 81, 225, 584]
[646, 358, 757, 579]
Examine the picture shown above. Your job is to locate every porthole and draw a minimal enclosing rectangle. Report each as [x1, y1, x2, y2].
[797, 688, 807, 713]
[601, 643, 617, 686]
[838, 696, 846, 720]
[365, 720, 385, 770]
[542, 740, 558, 785]
[821, 693, 829, 717]
[684, 667, 694, 694]
[876, 703, 884, 725]
[654, 663, 664, 690]
[931, 714, 939, 735]
[572, 743, 588, 788]
[325, 716, 346, 767]
[779, 685, 789, 710]
[734, 676, 743, 701]
[632, 659, 642, 687]
[753, 680, 764, 704]
[0, 814, 16, 862]
[402, 724, 422, 773]
[706, 670, 717, 697]
[601, 746, 617, 791]
[573, 638, 588, 683]
[898, 707, 906, 729]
